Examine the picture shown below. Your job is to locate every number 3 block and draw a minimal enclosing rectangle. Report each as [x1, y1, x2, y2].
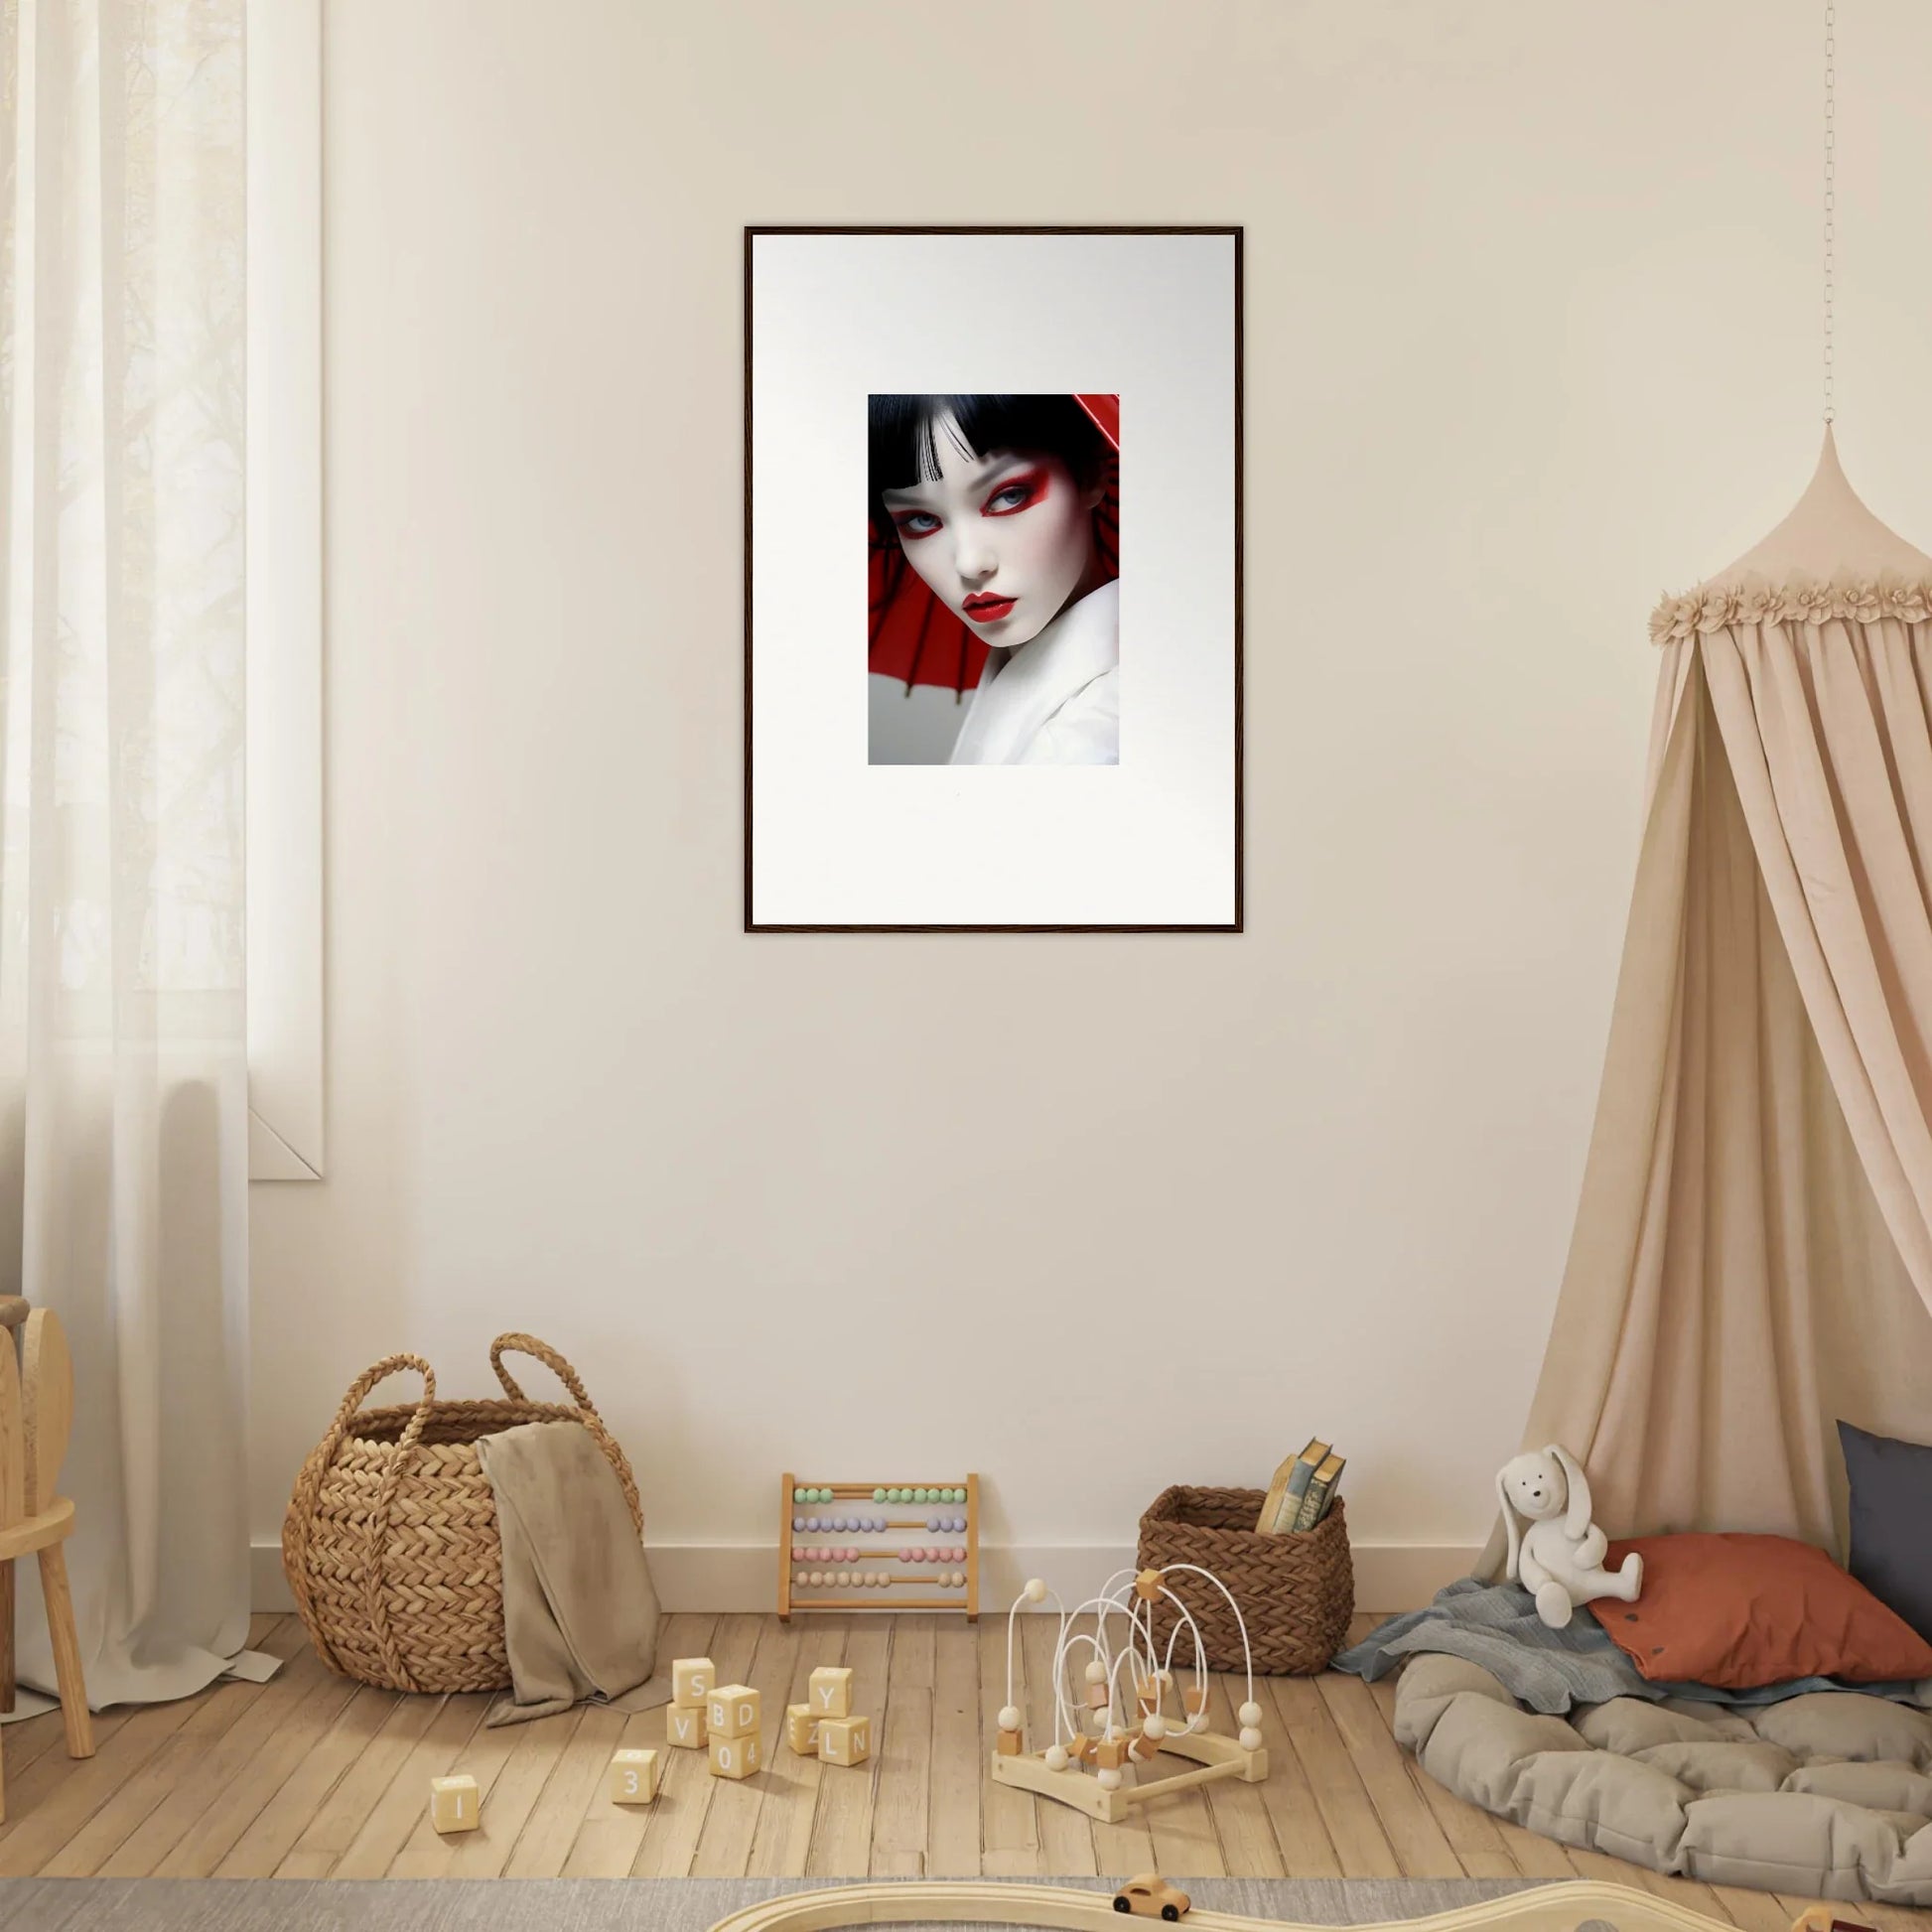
[429, 1773, 481, 1834]
[609, 1747, 658, 1805]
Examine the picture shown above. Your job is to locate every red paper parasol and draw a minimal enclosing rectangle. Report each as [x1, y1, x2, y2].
[869, 394, 1120, 695]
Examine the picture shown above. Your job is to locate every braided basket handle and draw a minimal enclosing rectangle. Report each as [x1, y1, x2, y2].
[283, 1354, 436, 1690]
[489, 1333, 598, 1413]
[487, 1332, 642, 1538]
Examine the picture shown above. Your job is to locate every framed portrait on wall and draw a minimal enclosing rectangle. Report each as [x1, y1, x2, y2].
[744, 225, 1242, 932]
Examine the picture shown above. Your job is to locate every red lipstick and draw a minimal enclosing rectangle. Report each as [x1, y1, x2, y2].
[962, 593, 1017, 622]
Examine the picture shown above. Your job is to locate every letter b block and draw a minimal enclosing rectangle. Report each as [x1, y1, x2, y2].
[709, 1729, 762, 1780]
[672, 1656, 717, 1708]
[707, 1684, 760, 1739]
[429, 1774, 481, 1835]
[819, 1715, 871, 1766]
[666, 1703, 708, 1749]
[808, 1665, 853, 1720]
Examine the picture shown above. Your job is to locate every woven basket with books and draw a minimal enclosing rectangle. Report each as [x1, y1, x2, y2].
[1136, 1484, 1354, 1675]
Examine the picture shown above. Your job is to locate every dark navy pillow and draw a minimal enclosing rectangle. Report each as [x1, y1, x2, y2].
[1839, 1419, 1932, 1647]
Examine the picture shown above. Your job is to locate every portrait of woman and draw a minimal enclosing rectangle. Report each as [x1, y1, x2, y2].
[868, 393, 1120, 765]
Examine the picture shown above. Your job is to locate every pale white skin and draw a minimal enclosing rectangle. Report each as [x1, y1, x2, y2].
[880, 407, 1108, 649]
[1497, 1446, 1644, 1629]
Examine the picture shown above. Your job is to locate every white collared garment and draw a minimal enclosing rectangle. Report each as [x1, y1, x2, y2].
[947, 579, 1119, 765]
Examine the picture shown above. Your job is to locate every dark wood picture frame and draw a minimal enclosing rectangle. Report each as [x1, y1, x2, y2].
[744, 224, 1243, 933]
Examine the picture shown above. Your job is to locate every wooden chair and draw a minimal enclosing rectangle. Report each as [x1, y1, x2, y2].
[0, 1295, 94, 1823]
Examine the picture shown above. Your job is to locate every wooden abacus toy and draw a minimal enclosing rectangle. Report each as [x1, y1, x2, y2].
[776, 1473, 980, 1620]
[989, 1562, 1267, 1825]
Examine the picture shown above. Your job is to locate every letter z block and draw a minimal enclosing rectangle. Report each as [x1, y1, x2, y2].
[706, 1684, 760, 1739]
[808, 1665, 853, 1720]
[429, 1774, 481, 1834]
[665, 1702, 708, 1749]
[819, 1715, 872, 1766]
[785, 1703, 821, 1755]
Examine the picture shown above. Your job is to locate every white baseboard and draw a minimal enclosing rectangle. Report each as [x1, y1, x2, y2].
[254, 1539, 1476, 1619]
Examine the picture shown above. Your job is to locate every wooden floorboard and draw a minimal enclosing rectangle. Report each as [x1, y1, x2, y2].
[0, 1607, 1924, 1923]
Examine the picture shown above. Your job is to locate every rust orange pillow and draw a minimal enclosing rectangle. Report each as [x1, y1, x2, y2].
[1587, 1532, 1932, 1688]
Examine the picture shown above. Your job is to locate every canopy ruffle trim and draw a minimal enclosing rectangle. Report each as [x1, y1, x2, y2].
[1649, 576, 1932, 644]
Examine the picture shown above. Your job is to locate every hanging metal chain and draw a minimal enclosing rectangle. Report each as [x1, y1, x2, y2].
[1823, 0, 1836, 423]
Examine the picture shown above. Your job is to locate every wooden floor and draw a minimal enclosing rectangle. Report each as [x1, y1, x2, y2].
[0, 1610, 1925, 1930]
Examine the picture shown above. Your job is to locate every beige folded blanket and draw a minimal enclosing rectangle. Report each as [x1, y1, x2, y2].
[476, 1419, 673, 1725]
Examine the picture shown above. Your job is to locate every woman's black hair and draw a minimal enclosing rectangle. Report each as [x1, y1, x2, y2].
[868, 394, 1108, 545]
[866, 395, 1116, 674]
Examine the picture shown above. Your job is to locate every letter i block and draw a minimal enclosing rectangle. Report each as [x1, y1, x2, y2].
[808, 1665, 853, 1720]
[609, 1747, 658, 1805]
[819, 1714, 871, 1766]
[672, 1656, 717, 1708]
[665, 1702, 708, 1749]
[707, 1684, 760, 1739]
[785, 1703, 821, 1756]
[429, 1773, 481, 1834]
[708, 1729, 762, 1781]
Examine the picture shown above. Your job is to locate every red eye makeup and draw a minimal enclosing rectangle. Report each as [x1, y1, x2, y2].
[981, 469, 1046, 517]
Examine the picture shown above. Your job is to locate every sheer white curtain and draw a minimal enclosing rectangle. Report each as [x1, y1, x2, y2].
[0, 0, 253, 1710]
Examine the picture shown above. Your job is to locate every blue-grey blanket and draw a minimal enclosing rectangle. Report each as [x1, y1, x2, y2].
[1332, 1579, 1932, 1716]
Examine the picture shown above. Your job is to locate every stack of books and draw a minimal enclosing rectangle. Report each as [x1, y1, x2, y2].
[1256, 1438, 1346, 1534]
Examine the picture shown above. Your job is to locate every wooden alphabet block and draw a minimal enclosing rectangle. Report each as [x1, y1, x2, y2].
[1067, 1733, 1095, 1763]
[706, 1684, 760, 1740]
[808, 1665, 853, 1720]
[708, 1729, 762, 1780]
[784, 1703, 821, 1755]
[1085, 1681, 1112, 1710]
[609, 1748, 658, 1804]
[995, 1725, 1023, 1756]
[1128, 1727, 1160, 1762]
[672, 1656, 717, 1708]
[665, 1702, 708, 1749]
[819, 1714, 872, 1766]
[1183, 1685, 1210, 1716]
[1095, 1734, 1129, 1769]
[429, 1774, 481, 1834]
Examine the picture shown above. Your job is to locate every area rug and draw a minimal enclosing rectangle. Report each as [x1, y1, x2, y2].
[0, 1874, 1557, 1931]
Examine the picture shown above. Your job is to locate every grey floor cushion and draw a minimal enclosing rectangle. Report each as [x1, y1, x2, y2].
[1395, 1652, 1932, 1904]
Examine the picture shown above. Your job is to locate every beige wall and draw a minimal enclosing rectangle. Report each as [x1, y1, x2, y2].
[250, 0, 1932, 1605]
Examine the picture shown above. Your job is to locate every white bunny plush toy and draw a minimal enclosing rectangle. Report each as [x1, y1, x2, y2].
[1497, 1445, 1644, 1629]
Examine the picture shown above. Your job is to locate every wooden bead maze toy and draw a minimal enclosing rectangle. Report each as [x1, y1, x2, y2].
[776, 1473, 980, 1619]
[989, 1564, 1266, 1825]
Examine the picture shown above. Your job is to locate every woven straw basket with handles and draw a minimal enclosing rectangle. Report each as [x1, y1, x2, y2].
[1137, 1485, 1354, 1676]
[282, 1333, 642, 1694]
